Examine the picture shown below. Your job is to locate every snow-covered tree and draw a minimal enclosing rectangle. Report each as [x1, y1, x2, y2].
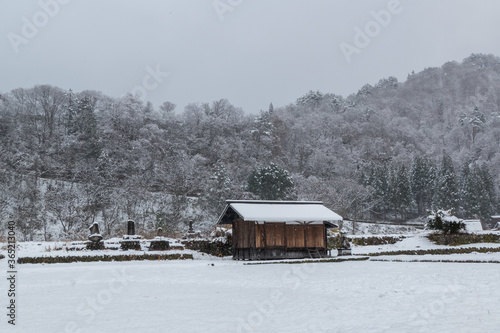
[434, 153, 459, 212]
[461, 162, 497, 220]
[247, 163, 295, 200]
[427, 209, 465, 235]
[296, 90, 324, 108]
[410, 156, 436, 215]
[365, 163, 390, 219]
[389, 164, 412, 221]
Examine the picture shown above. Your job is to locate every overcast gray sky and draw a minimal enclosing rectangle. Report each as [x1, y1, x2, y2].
[2, 0, 500, 113]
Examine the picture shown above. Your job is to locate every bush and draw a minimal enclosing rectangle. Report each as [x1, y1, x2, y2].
[183, 228, 233, 256]
[427, 210, 465, 235]
[183, 239, 232, 257]
[327, 234, 342, 249]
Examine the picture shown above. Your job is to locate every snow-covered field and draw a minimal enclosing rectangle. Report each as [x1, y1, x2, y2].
[1, 260, 499, 333]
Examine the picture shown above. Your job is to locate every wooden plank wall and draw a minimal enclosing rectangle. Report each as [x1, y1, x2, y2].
[265, 223, 286, 247]
[285, 225, 305, 248]
[233, 219, 255, 249]
[252, 223, 325, 249]
[256, 224, 266, 248]
[305, 225, 325, 248]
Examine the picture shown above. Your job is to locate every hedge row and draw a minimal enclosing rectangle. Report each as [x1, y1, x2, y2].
[183, 239, 232, 257]
[371, 259, 500, 264]
[18, 253, 193, 264]
[365, 247, 500, 257]
[427, 233, 500, 246]
[327, 235, 405, 248]
[350, 236, 406, 246]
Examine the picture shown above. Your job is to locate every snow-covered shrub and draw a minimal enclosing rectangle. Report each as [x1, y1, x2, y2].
[427, 209, 465, 235]
[327, 234, 342, 250]
[184, 227, 233, 256]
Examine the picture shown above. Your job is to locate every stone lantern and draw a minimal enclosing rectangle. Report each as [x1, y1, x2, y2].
[87, 222, 104, 250]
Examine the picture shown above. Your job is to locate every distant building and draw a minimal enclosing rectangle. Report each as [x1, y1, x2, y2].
[217, 200, 342, 260]
[491, 216, 500, 230]
[462, 220, 483, 232]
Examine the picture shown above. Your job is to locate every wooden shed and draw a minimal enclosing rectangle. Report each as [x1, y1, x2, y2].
[217, 200, 342, 260]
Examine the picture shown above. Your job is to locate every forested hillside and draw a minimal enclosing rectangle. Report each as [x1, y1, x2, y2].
[1, 53, 499, 241]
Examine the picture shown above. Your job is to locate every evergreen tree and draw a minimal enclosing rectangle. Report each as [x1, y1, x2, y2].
[66, 89, 77, 135]
[434, 152, 459, 212]
[389, 164, 412, 221]
[74, 97, 101, 160]
[470, 106, 486, 143]
[366, 163, 390, 219]
[477, 164, 496, 220]
[459, 162, 496, 220]
[459, 161, 478, 217]
[247, 163, 295, 200]
[410, 156, 436, 215]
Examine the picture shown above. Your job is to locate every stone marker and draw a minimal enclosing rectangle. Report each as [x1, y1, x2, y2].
[121, 220, 141, 250]
[183, 219, 200, 239]
[127, 220, 136, 235]
[87, 222, 103, 250]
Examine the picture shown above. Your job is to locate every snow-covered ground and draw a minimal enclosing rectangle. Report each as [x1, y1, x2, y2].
[2, 230, 500, 332]
[341, 220, 422, 235]
[1, 260, 499, 333]
[351, 231, 500, 254]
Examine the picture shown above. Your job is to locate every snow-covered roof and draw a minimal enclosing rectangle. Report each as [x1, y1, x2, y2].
[463, 220, 483, 232]
[217, 200, 342, 225]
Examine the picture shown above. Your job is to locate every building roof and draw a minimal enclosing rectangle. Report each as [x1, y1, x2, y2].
[217, 200, 342, 226]
[463, 219, 484, 232]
